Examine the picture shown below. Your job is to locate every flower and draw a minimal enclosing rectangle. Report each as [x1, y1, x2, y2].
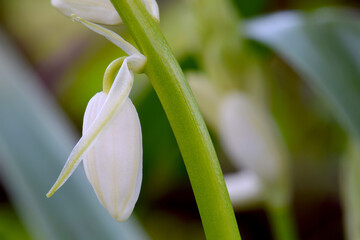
[219, 92, 283, 183]
[47, 54, 144, 221]
[51, 0, 159, 25]
[46, 16, 148, 221]
[83, 93, 142, 221]
[218, 92, 290, 207]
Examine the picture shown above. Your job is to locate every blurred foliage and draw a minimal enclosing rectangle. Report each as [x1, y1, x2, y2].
[0, 0, 87, 62]
[246, 9, 360, 139]
[244, 8, 360, 239]
[0, 205, 30, 240]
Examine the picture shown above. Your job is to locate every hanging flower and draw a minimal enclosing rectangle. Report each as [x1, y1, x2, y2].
[219, 92, 283, 183]
[82, 92, 142, 221]
[46, 16, 147, 222]
[218, 92, 290, 207]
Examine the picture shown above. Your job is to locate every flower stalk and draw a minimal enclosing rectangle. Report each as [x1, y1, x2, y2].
[267, 205, 298, 240]
[109, 0, 241, 238]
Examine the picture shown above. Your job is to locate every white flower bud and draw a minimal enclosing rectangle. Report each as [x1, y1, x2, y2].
[83, 93, 142, 222]
[51, 0, 159, 25]
[219, 92, 290, 207]
[47, 56, 144, 222]
[219, 92, 286, 184]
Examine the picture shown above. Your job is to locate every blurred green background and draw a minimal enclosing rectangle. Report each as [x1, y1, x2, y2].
[0, 0, 360, 239]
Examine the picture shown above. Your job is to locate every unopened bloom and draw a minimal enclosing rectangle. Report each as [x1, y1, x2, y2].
[47, 16, 147, 222]
[219, 93, 283, 182]
[218, 92, 290, 207]
[51, 0, 159, 25]
[83, 93, 142, 221]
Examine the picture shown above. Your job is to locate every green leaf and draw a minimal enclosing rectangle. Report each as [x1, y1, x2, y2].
[0, 28, 147, 240]
[245, 8, 360, 138]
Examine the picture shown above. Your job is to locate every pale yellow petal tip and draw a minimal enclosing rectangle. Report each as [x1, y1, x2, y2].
[46, 186, 57, 198]
[46, 179, 64, 198]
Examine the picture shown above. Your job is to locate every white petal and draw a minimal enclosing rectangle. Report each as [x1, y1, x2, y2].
[51, 0, 122, 25]
[83, 95, 142, 222]
[219, 92, 286, 182]
[51, 0, 160, 25]
[46, 58, 134, 197]
[71, 16, 142, 57]
[70, 16, 147, 71]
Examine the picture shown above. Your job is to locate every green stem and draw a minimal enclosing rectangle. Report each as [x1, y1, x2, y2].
[342, 140, 360, 240]
[267, 205, 298, 240]
[110, 0, 241, 239]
